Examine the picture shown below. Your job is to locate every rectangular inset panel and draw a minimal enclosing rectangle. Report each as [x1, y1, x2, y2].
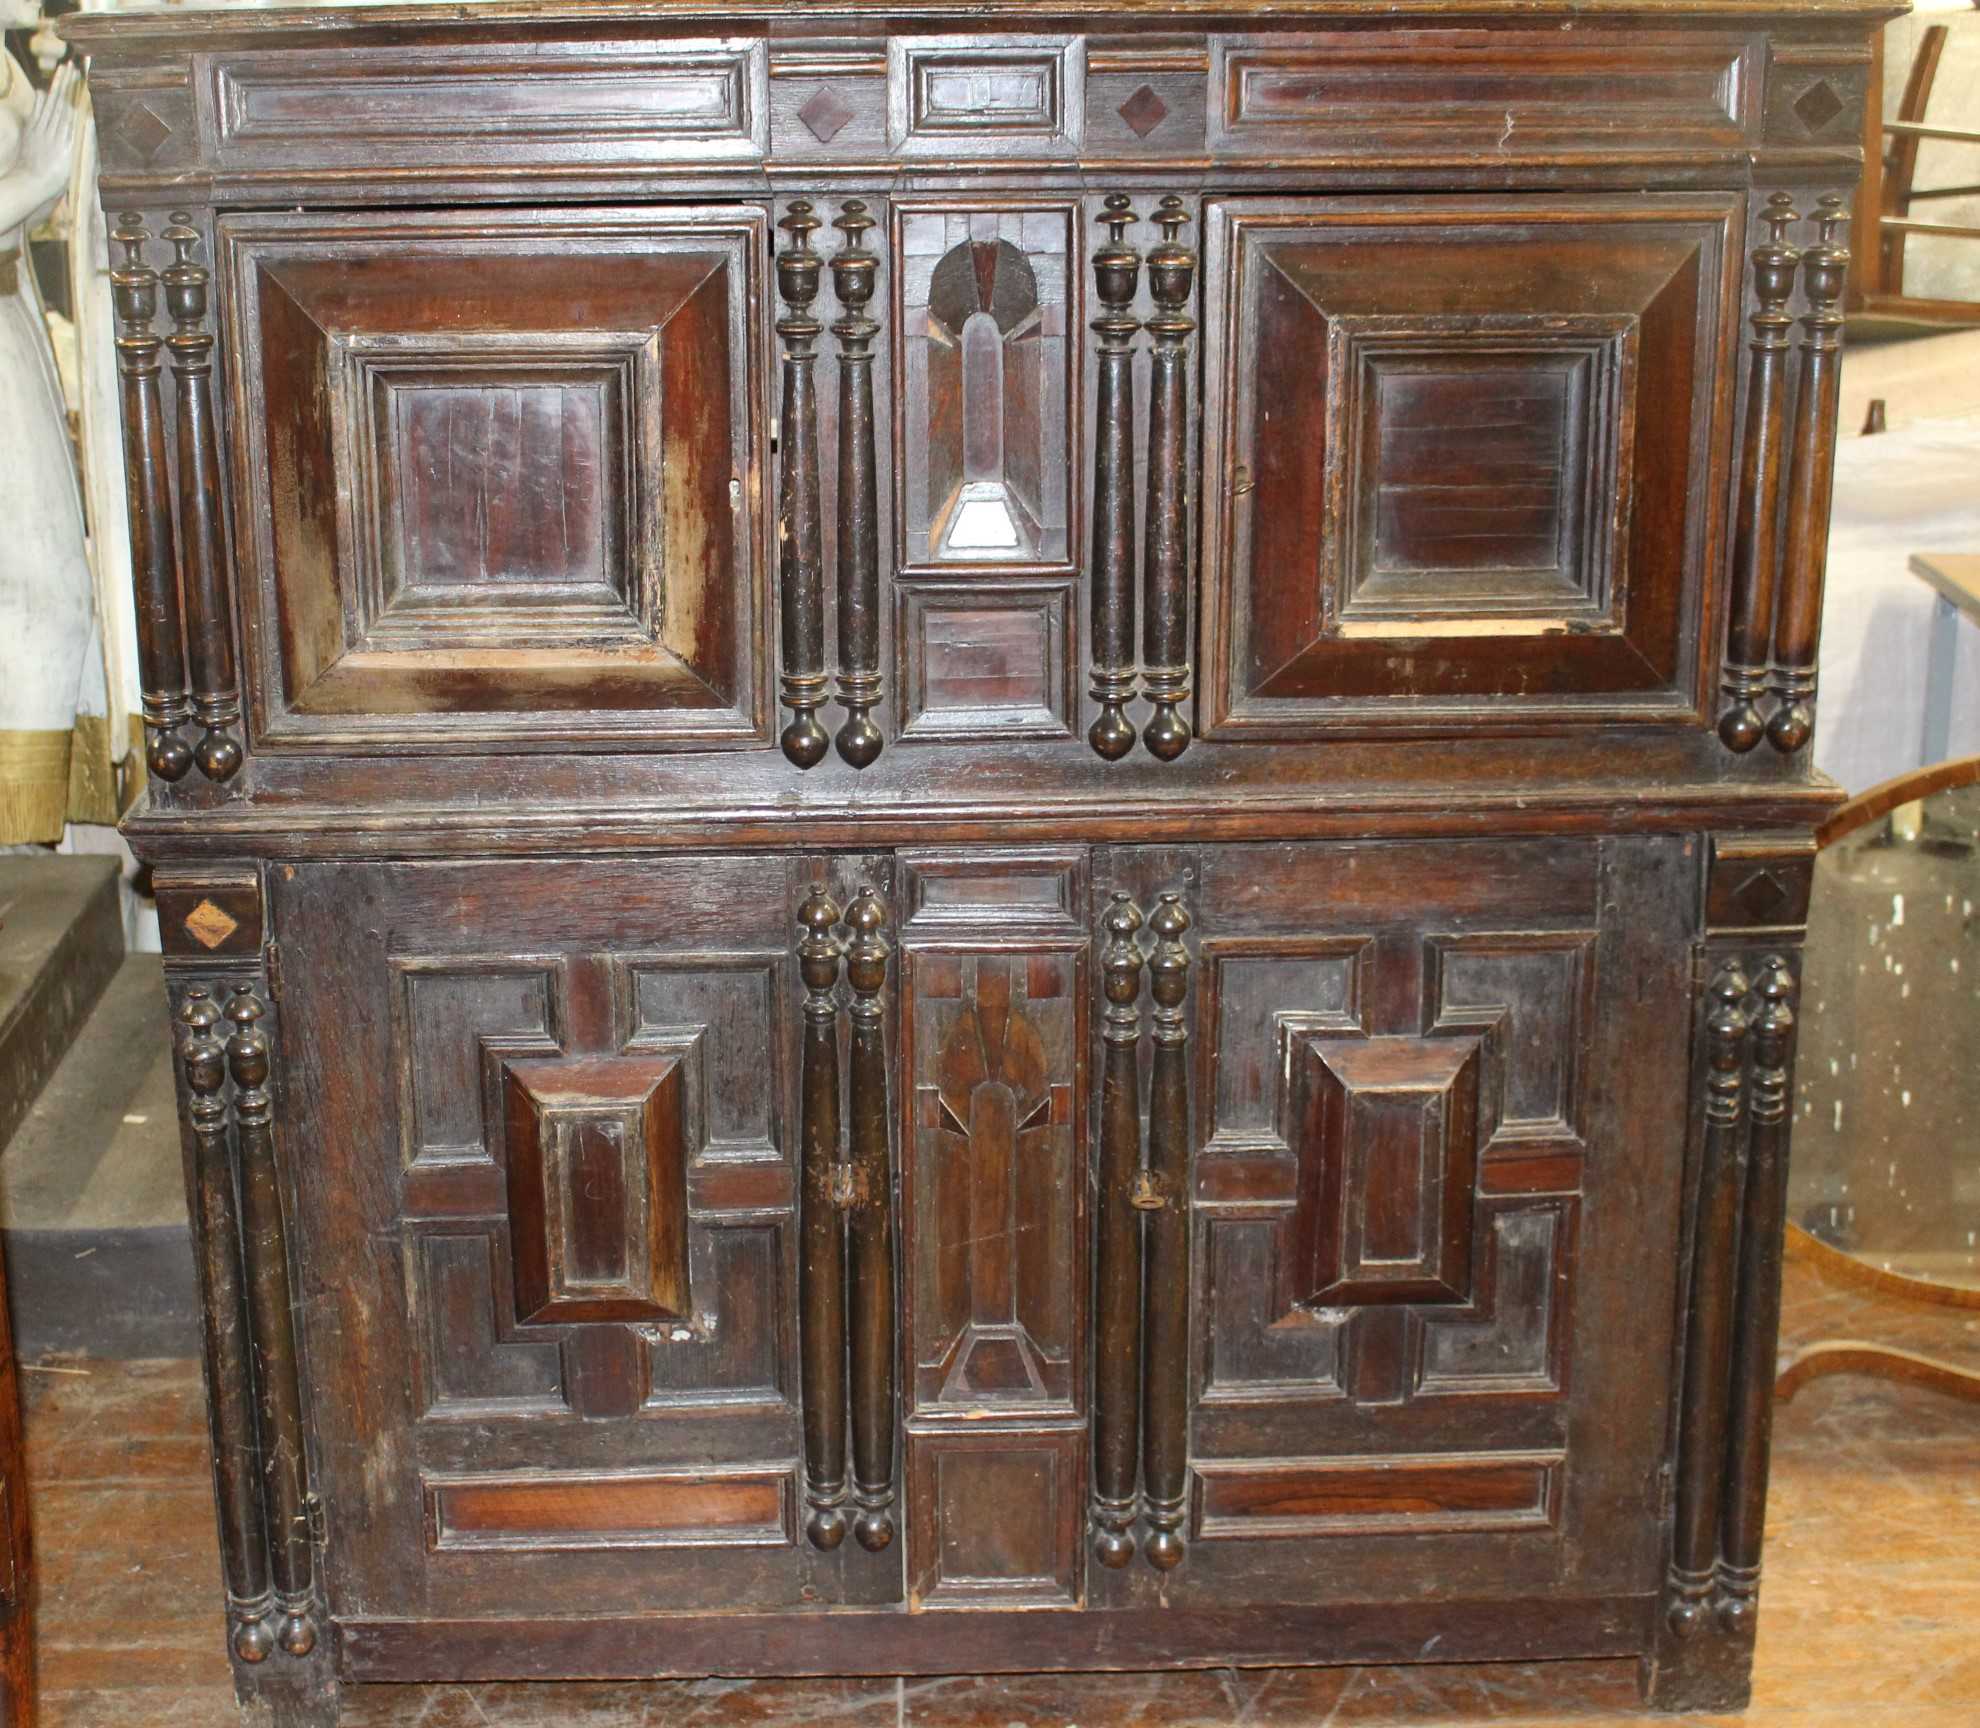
[893, 202, 1076, 572]
[1197, 194, 1738, 736]
[1192, 1452, 1563, 1539]
[898, 583, 1075, 741]
[424, 1467, 793, 1552]
[890, 38, 1084, 157]
[1209, 32, 1744, 155]
[221, 205, 767, 749]
[211, 41, 767, 166]
[903, 945, 1084, 1414]
[907, 1430, 1082, 1607]
[900, 849, 1084, 931]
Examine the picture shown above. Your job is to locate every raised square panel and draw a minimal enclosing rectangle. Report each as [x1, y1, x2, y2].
[221, 205, 767, 749]
[1198, 194, 1738, 736]
[1284, 1033, 1483, 1309]
[907, 1430, 1082, 1607]
[369, 365, 629, 628]
[502, 1051, 696, 1326]
[1339, 320, 1633, 629]
[898, 583, 1075, 741]
[889, 38, 1085, 157]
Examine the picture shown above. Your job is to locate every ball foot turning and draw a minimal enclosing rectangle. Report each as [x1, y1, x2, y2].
[1093, 1525, 1135, 1569]
[806, 1506, 848, 1550]
[782, 713, 831, 769]
[853, 1508, 895, 1552]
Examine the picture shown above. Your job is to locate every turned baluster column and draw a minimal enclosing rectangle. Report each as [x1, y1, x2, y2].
[162, 214, 245, 783]
[777, 203, 830, 769]
[225, 987, 316, 1658]
[1140, 892, 1193, 1569]
[1141, 200, 1197, 762]
[1088, 196, 1142, 760]
[1718, 957, 1798, 1628]
[832, 203, 884, 769]
[111, 213, 193, 783]
[1667, 961, 1751, 1638]
[796, 885, 848, 1547]
[1768, 197, 1850, 755]
[1718, 196, 1799, 754]
[844, 888, 896, 1551]
[1090, 893, 1146, 1567]
[180, 987, 274, 1663]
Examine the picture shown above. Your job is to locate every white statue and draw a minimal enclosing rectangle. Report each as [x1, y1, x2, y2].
[0, 53, 91, 843]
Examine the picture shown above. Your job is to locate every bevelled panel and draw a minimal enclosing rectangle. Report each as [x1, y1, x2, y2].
[502, 1051, 694, 1326]
[1285, 1033, 1482, 1309]
[219, 206, 767, 749]
[1198, 194, 1739, 736]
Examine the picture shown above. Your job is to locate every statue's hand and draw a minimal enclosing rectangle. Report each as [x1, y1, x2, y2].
[16, 59, 79, 209]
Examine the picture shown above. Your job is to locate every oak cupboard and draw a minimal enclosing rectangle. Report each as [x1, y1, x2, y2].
[62, 1, 1887, 1721]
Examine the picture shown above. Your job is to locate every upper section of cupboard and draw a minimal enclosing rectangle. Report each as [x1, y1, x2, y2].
[68, 3, 1884, 852]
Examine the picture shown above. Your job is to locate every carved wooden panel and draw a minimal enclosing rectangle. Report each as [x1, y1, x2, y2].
[1170, 838, 1692, 1609]
[906, 948, 1080, 1410]
[898, 851, 1088, 1610]
[1198, 195, 1739, 736]
[894, 204, 1076, 572]
[273, 858, 826, 1619]
[220, 205, 767, 749]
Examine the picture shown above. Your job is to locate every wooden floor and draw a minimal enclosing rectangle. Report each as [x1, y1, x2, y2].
[23, 1253, 1980, 1727]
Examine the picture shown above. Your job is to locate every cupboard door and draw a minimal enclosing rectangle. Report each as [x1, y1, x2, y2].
[1197, 195, 1740, 736]
[221, 206, 767, 750]
[273, 857, 886, 1619]
[1167, 837, 1694, 1604]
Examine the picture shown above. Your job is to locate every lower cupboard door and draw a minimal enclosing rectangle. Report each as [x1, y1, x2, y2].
[1103, 836, 1695, 1610]
[273, 856, 898, 1617]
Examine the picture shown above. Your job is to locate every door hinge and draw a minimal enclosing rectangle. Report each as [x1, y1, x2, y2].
[305, 1491, 327, 1551]
[265, 939, 284, 1004]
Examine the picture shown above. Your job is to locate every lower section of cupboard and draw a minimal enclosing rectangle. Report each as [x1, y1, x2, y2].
[152, 829, 1812, 1719]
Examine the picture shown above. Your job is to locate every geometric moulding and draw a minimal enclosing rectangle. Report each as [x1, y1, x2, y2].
[502, 1051, 691, 1327]
[1284, 1032, 1483, 1309]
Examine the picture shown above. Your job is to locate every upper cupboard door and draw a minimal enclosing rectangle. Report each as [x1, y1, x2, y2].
[1198, 194, 1741, 737]
[220, 206, 768, 750]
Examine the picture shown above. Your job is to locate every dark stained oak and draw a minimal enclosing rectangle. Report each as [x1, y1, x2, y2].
[62, 3, 1879, 1720]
